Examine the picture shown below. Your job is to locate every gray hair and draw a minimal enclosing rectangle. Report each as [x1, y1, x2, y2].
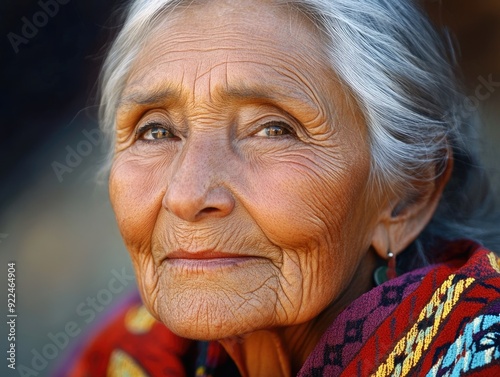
[99, 0, 499, 269]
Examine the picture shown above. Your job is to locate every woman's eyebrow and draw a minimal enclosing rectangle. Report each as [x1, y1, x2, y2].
[223, 86, 324, 124]
[118, 87, 180, 110]
[117, 83, 322, 117]
[222, 85, 319, 111]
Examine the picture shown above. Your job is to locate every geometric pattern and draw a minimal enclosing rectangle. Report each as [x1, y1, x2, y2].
[298, 266, 431, 376]
[323, 343, 343, 367]
[425, 313, 500, 376]
[373, 275, 475, 377]
[380, 284, 406, 307]
[299, 241, 500, 377]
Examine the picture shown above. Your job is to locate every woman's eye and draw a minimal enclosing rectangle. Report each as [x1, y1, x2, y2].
[138, 124, 177, 141]
[254, 122, 292, 137]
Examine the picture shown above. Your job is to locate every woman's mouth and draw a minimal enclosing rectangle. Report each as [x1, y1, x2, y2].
[163, 249, 264, 271]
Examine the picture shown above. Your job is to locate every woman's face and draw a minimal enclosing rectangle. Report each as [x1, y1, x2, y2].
[110, 0, 383, 340]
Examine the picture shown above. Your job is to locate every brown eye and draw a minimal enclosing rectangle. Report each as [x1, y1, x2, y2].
[138, 123, 177, 141]
[255, 122, 292, 137]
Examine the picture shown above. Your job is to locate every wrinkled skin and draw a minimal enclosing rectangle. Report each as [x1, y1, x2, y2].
[109, 1, 441, 375]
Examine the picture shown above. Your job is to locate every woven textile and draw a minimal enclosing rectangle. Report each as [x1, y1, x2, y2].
[299, 240, 500, 376]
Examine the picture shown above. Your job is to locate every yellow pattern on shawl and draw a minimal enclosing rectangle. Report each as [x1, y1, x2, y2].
[107, 349, 150, 377]
[373, 274, 475, 377]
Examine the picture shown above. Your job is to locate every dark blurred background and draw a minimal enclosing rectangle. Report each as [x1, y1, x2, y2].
[1, 1, 135, 376]
[0, 0, 498, 376]
[1, 0, 123, 200]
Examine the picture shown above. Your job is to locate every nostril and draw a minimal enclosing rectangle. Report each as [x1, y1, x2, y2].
[193, 207, 221, 221]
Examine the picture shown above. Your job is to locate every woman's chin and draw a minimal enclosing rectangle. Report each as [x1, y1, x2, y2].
[151, 265, 285, 339]
[155, 289, 277, 340]
[159, 309, 258, 340]
[165, 321, 241, 341]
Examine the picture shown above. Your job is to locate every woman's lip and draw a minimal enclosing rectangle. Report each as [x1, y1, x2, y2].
[162, 250, 267, 271]
[163, 251, 262, 271]
[166, 250, 248, 260]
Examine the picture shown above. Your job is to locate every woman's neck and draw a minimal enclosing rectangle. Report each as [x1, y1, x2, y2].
[218, 253, 377, 377]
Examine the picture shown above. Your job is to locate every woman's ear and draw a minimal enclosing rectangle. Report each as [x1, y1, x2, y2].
[371, 156, 453, 259]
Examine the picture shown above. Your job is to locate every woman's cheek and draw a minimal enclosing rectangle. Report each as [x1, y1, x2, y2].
[110, 153, 169, 320]
[134, 252, 163, 320]
[240, 158, 346, 249]
[109, 151, 170, 251]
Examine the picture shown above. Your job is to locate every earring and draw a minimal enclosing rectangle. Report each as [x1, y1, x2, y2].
[386, 251, 397, 280]
[373, 251, 398, 286]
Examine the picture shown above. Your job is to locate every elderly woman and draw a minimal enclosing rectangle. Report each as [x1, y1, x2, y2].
[64, 0, 500, 376]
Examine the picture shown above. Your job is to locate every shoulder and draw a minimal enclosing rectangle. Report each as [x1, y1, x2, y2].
[300, 240, 500, 376]
[56, 290, 193, 377]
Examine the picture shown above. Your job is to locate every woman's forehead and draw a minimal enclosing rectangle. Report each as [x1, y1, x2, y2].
[119, 0, 343, 120]
[125, 0, 328, 84]
[152, 0, 321, 41]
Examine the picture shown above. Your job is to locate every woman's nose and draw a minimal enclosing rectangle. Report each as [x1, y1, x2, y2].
[162, 141, 236, 222]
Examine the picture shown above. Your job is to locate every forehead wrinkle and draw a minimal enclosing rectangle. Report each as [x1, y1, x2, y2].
[119, 74, 327, 131]
[119, 87, 176, 107]
[120, 34, 334, 125]
[117, 85, 184, 115]
[153, 0, 322, 48]
[123, 49, 325, 106]
[142, 22, 327, 70]
[127, 8, 331, 109]
[140, 11, 325, 67]
[270, 65, 329, 123]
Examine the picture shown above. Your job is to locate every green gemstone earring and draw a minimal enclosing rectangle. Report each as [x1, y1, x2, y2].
[373, 251, 398, 286]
